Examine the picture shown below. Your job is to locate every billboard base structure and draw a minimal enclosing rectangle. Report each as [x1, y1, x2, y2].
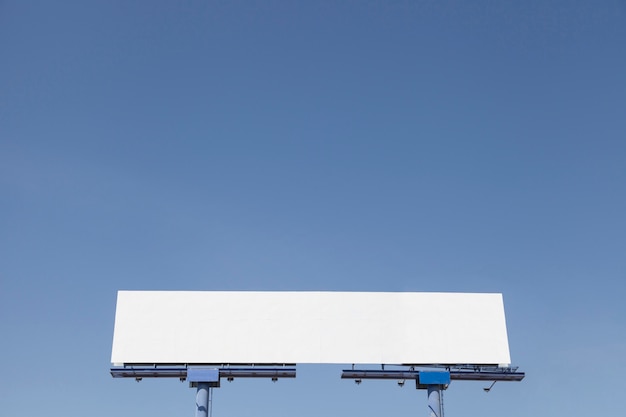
[188, 368, 219, 417]
[342, 365, 524, 417]
[110, 364, 523, 417]
[111, 365, 297, 417]
[110, 365, 297, 381]
[428, 385, 443, 417]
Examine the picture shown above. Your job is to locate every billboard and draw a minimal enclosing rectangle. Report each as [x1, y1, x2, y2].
[111, 291, 511, 366]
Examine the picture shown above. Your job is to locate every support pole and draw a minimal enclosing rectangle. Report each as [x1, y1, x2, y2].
[417, 370, 449, 417]
[195, 383, 211, 417]
[189, 368, 219, 417]
[427, 385, 443, 417]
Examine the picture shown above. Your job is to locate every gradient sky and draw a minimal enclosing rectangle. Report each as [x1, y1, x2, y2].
[1, 1, 625, 417]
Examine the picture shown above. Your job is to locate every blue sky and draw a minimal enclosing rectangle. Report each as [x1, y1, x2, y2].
[1, 1, 625, 416]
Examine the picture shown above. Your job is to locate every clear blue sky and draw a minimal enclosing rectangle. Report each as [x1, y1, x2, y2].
[1, 1, 624, 416]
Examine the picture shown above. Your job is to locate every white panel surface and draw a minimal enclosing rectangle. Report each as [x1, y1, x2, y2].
[111, 291, 511, 366]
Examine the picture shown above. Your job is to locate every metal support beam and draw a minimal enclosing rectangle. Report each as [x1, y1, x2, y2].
[109, 365, 296, 417]
[110, 366, 296, 380]
[187, 368, 219, 417]
[341, 367, 524, 417]
[340, 368, 524, 382]
[427, 385, 443, 417]
[195, 383, 211, 417]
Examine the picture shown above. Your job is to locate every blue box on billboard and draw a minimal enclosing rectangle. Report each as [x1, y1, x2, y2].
[188, 367, 220, 387]
[418, 371, 451, 385]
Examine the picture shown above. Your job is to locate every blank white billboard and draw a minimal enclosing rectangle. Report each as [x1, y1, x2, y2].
[111, 291, 511, 366]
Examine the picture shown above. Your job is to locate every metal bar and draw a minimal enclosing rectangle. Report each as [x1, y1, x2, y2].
[110, 367, 296, 380]
[427, 385, 443, 417]
[341, 370, 419, 380]
[219, 368, 296, 378]
[449, 370, 525, 381]
[341, 369, 524, 382]
[111, 367, 188, 378]
[196, 383, 211, 417]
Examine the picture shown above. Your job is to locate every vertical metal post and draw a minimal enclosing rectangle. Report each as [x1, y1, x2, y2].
[427, 385, 443, 417]
[419, 370, 448, 417]
[189, 368, 219, 417]
[195, 383, 211, 417]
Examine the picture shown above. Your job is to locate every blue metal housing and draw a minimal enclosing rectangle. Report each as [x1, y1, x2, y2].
[418, 371, 451, 385]
[188, 368, 220, 383]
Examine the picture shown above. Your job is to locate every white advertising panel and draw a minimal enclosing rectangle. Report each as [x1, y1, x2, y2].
[111, 291, 511, 366]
